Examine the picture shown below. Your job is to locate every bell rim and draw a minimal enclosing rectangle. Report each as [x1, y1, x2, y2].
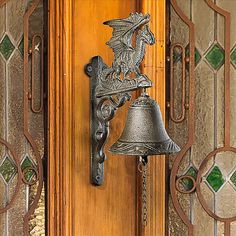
[109, 138, 180, 156]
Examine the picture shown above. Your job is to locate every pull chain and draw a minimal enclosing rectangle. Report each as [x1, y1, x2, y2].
[138, 156, 149, 227]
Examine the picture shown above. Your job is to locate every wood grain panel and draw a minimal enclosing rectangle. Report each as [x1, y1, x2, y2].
[48, 0, 74, 235]
[73, 1, 137, 236]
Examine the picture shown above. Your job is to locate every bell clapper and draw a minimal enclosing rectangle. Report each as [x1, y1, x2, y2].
[138, 155, 149, 227]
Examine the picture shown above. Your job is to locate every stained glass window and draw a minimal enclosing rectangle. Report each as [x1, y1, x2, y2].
[168, 0, 236, 235]
[0, 0, 45, 235]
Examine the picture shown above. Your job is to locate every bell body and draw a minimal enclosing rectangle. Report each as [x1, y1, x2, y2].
[110, 94, 180, 156]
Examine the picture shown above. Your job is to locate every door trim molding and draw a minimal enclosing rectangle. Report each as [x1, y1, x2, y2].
[48, 0, 74, 235]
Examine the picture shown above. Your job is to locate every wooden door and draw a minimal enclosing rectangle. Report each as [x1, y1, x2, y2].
[48, 1, 167, 235]
[74, 1, 138, 236]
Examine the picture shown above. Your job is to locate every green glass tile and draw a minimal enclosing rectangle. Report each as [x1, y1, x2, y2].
[0, 34, 15, 60]
[205, 44, 225, 70]
[230, 171, 236, 187]
[206, 166, 225, 192]
[21, 156, 35, 182]
[181, 167, 197, 191]
[231, 48, 236, 66]
[0, 157, 17, 183]
[185, 45, 201, 65]
[18, 37, 24, 57]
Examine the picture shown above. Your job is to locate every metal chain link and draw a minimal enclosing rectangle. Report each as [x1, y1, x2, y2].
[138, 156, 149, 227]
[142, 165, 148, 226]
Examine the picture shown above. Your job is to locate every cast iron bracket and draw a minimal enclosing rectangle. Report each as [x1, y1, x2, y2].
[85, 56, 153, 185]
[85, 13, 155, 185]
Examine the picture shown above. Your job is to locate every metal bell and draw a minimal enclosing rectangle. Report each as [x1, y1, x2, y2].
[110, 93, 180, 156]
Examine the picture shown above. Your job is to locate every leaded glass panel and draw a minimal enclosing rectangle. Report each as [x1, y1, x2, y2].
[0, 0, 45, 235]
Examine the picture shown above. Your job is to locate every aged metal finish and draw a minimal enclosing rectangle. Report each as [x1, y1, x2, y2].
[169, 0, 234, 236]
[169, 43, 186, 123]
[22, 166, 39, 186]
[85, 56, 131, 185]
[138, 158, 149, 227]
[110, 93, 180, 156]
[30, 34, 44, 113]
[175, 175, 196, 194]
[85, 13, 157, 185]
[103, 13, 154, 94]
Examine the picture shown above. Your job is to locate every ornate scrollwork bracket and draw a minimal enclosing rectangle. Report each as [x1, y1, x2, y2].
[85, 13, 155, 185]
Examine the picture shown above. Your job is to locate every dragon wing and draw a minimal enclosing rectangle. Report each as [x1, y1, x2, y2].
[104, 13, 150, 57]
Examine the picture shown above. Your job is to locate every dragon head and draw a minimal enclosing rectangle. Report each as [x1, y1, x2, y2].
[138, 25, 155, 45]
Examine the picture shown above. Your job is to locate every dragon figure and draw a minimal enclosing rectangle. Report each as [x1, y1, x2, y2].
[104, 13, 155, 78]
[96, 13, 155, 97]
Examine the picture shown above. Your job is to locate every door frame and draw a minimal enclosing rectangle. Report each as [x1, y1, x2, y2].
[47, 0, 166, 235]
[48, 0, 74, 235]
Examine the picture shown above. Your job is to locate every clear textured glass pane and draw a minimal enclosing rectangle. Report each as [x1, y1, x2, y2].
[217, 0, 236, 49]
[192, 0, 214, 52]
[8, 177, 25, 235]
[192, 61, 214, 169]
[0, 5, 6, 40]
[170, 4, 189, 48]
[8, 50, 25, 158]
[232, 222, 236, 235]
[192, 185, 214, 235]
[216, 182, 236, 218]
[0, 177, 6, 234]
[168, 198, 189, 236]
[215, 151, 236, 176]
[7, 0, 27, 43]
